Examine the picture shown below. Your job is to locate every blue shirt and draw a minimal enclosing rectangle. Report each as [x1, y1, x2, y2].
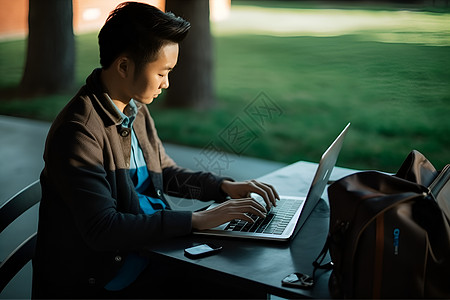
[104, 98, 166, 291]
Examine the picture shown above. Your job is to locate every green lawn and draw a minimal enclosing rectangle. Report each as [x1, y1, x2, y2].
[1, 2, 449, 172]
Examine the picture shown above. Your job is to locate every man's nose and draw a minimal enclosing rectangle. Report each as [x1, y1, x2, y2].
[160, 76, 169, 89]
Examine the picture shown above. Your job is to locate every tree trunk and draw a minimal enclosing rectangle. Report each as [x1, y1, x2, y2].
[164, 0, 215, 109]
[20, 0, 75, 96]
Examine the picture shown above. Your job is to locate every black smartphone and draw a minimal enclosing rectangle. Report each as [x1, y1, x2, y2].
[281, 272, 314, 289]
[184, 243, 222, 259]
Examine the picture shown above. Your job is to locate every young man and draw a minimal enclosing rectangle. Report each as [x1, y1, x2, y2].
[32, 2, 279, 298]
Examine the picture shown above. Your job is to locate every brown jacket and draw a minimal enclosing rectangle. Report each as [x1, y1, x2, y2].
[32, 69, 230, 297]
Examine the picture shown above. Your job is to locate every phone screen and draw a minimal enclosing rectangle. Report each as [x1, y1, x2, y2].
[184, 244, 222, 258]
[186, 244, 214, 255]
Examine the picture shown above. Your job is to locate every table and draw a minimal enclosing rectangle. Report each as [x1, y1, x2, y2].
[146, 161, 357, 299]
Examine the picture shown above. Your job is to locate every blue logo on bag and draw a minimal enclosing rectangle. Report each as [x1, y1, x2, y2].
[393, 228, 400, 255]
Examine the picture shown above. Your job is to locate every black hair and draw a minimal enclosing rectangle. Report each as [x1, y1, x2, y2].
[98, 2, 190, 74]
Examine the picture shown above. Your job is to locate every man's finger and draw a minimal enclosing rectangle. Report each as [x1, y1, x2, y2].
[249, 180, 278, 208]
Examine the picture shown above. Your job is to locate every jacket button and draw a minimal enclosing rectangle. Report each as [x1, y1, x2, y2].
[88, 277, 96, 285]
[115, 255, 122, 262]
[120, 130, 129, 137]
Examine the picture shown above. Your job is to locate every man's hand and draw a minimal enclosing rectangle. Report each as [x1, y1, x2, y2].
[221, 180, 280, 209]
[192, 198, 267, 231]
[191, 180, 280, 231]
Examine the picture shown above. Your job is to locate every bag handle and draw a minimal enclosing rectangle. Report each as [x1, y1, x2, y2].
[395, 150, 437, 186]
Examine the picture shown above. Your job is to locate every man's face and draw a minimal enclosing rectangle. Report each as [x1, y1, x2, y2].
[129, 43, 179, 105]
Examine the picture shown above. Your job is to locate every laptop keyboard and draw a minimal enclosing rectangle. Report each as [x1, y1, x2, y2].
[224, 197, 303, 235]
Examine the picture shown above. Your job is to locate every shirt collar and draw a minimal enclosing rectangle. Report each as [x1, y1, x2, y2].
[105, 95, 138, 129]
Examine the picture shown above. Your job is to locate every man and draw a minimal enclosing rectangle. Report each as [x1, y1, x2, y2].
[32, 2, 279, 299]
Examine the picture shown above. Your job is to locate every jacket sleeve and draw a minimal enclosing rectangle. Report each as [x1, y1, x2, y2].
[163, 165, 233, 203]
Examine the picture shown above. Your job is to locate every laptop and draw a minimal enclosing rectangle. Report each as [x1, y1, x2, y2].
[194, 123, 350, 242]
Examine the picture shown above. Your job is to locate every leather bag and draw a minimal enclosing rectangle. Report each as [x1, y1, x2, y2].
[323, 150, 450, 298]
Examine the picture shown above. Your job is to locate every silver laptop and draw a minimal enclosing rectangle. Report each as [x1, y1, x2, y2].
[194, 123, 350, 242]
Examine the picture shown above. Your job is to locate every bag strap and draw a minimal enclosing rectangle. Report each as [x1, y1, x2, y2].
[312, 236, 333, 270]
[308, 235, 334, 286]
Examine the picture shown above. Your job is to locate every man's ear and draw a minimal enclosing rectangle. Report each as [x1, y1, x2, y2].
[116, 56, 131, 79]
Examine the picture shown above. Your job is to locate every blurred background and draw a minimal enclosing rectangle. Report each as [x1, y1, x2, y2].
[0, 1, 449, 298]
[0, 0, 449, 173]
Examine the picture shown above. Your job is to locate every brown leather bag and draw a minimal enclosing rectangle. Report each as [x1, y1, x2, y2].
[325, 150, 450, 298]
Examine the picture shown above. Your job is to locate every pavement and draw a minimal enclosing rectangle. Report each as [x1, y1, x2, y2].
[0, 114, 286, 299]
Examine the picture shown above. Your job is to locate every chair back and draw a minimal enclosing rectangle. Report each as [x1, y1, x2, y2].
[0, 180, 40, 292]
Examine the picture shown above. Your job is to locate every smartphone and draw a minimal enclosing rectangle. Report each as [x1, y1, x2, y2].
[184, 243, 222, 259]
[281, 272, 314, 289]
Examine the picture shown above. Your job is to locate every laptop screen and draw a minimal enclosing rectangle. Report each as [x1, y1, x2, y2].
[291, 123, 350, 239]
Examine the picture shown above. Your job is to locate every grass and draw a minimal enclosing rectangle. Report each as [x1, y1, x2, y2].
[1, 2, 449, 173]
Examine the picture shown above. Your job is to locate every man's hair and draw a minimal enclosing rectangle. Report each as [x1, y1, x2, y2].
[98, 2, 190, 74]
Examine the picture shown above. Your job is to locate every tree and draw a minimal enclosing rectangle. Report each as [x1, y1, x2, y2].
[20, 0, 75, 96]
[164, 0, 215, 109]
